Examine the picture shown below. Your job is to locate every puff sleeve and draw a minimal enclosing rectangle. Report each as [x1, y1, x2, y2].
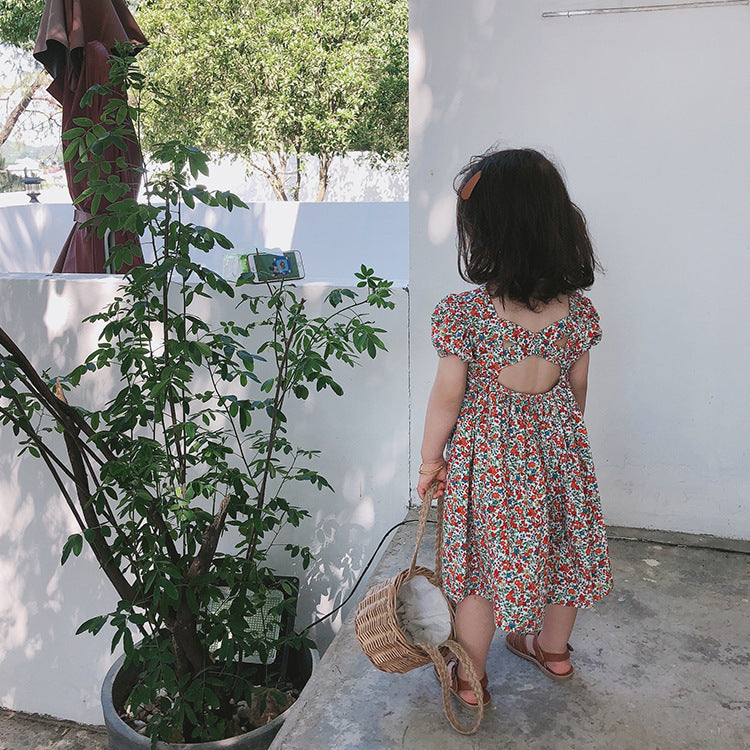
[431, 294, 473, 362]
[575, 294, 602, 352]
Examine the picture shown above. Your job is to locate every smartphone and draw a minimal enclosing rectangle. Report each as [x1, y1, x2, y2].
[251, 250, 304, 283]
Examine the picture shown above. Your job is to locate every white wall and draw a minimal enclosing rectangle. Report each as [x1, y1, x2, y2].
[0, 199, 409, 287]
[0, 275, 409, 722]
[193, 153, 408, 203]
[410, 1, 750, 538]
[0, 151, 408, 202]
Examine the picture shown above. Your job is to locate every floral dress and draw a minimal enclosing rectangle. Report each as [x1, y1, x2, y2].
[432, 287, 613, 632]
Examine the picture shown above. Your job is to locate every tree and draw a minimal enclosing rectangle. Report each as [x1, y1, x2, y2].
[0, 0, 45, 48]
[0, 1, 408, 198]
[0, 153, 24, 191]
[0, 62, 51, 149]
[135, 0, 408, 200]
[0, 1, 57, 150]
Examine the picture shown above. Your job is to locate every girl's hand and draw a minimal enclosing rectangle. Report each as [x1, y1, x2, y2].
[417, 460, 448, 500]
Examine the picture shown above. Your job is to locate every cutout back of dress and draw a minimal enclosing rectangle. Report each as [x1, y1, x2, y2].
[430, 287, 602, 397]
[489, 295, 570, 395]
[497, 334, 569, 394]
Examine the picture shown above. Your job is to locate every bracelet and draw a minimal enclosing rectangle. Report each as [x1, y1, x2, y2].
[418, 460, 446, 476]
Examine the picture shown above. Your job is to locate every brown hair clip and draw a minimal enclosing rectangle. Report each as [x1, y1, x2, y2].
[460, 170, 482, 200]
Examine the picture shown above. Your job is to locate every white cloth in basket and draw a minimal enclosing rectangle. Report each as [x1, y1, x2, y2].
[396, 574, 452, 645]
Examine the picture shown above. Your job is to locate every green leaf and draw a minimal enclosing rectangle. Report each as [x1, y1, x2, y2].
[61, 533, 83, 565]
[293, 384, 309, 399]
[161, 578, 179, 603]
[63, 140, 79, 161]
[75, 614, 108, 636]
[83, 528, 98, 544]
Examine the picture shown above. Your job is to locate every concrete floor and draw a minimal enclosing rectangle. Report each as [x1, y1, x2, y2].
[270, 513, 750, 750]
[2, 516, 748, 750]
[0, 709, 106, 750]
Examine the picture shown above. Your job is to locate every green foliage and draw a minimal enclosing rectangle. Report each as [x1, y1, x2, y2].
[0, 166, 24, 192]
[0, 51, 394, 744]
[135, 0, 408, 198]
[0, 0, 407, 198]
[0, 0, 46, 49]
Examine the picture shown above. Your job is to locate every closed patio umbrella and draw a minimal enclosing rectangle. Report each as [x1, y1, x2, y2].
[34, 0, 147, 273]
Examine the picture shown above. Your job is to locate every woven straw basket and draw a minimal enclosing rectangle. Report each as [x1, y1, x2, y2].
[354, 484, 485, 735]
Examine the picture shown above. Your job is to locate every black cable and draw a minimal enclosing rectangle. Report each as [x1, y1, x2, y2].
[300, 517, 437, 634]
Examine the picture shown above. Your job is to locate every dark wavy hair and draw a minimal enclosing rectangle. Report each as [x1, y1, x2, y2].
[455, 148, 601, 310]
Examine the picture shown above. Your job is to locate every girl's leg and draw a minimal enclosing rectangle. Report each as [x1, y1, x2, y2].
[530, 603, 577, 675]
[454, 594, 496, 703]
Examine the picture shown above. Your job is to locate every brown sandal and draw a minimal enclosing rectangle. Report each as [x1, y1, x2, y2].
[451, 660, 491, 707]
[433, 657, 491, 707]
[505, 631, 575, 682]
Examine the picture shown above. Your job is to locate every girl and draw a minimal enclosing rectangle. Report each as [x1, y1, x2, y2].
[417, 148, 613, 707]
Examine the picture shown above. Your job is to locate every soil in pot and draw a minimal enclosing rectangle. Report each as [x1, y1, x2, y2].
[103, 643, 316, 750]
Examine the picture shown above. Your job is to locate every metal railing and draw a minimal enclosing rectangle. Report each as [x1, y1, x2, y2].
[543, 0, 748, 18]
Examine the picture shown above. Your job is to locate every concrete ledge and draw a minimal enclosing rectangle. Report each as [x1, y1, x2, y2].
[0, 708, 106, 750]
[607, 525, 750, 554]
[270, 511, 750, 749]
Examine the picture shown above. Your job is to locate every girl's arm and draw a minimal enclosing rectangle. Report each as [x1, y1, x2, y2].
[568, 350, 590, 413]
[418, 355, 468, 499]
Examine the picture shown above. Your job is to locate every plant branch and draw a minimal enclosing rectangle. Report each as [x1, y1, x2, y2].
[205, 364, 252, 477]
[0, 69, 48, 148]
[0, 328, 114, 463]
[186, 493, 231, 581]
[0, 405, 87, 532]
[0, 399, 77, 485]
[52, 382, 142, 603]
[167, 493, 232, 676]
[246, 298, 301, 563]
[160, 198, 187, 487]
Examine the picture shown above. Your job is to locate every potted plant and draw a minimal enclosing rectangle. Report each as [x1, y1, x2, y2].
[0, 52, 394, 748]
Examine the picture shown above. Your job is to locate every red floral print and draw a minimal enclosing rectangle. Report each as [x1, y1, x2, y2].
[432, 287, 613, 631]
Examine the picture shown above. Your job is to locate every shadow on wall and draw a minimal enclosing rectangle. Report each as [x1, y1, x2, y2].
[268, 334, 412, 649]
[296, 284, 411, 647]
[0, 204, 74, 273]
[180, 201, 409, 287]
[1, 200, 409, 286]
[409, 0, 750, 537]
[0, 277, 124, 721]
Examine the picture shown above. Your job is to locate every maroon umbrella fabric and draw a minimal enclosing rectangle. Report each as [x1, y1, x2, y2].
[34, 0, 147, 274]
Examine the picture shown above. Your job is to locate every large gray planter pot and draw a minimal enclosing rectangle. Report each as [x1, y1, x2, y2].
[102, 645, 317, 750]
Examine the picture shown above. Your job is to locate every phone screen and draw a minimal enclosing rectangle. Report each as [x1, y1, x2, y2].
[252, 250, 304, 282]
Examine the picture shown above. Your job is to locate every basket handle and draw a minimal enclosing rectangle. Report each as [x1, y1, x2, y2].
[422, 640, 484, 735]
[408, 481, 444, 580]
